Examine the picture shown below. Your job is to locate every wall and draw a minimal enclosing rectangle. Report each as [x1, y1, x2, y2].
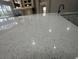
[0, 0, 12, 6]
[49, 0, 78, 13]
[35, 0, 40, 13]
[1, 0, 77, 14]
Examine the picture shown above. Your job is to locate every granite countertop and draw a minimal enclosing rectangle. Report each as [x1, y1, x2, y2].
[0, 13, 78, 59]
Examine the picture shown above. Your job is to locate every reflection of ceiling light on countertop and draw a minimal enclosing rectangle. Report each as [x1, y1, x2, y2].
[67, 27, 70, 31]
[54, 44, 56, 49]
[0, 19, 3, 22]
[43, 13, 46, 16]
[32, 40, 36, 45]
[49, 29, 52, 32]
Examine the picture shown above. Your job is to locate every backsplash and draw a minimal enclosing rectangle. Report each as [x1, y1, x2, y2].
[62, 14, 78, 26]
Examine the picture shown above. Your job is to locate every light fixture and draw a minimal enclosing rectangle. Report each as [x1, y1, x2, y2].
[67, 27, 70, 31]
[4, 0, 10, 2]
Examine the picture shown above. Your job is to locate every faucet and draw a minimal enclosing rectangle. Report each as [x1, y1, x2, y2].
[43, 6, 46, 13]
[58, 4, 64, 14]
[42, 5, 47, 16]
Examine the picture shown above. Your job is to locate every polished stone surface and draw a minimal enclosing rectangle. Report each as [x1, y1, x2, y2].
[0, 13, 78, 59]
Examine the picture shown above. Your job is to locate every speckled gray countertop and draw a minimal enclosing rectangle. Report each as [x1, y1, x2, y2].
[0, 13, 78, 59]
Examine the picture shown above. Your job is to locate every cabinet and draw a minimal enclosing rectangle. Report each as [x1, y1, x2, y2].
[11, 0, 34, 15]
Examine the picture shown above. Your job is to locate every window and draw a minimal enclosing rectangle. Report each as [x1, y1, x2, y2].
[0, 5, 13, 17]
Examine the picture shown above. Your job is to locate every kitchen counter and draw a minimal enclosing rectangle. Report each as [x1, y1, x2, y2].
[62, 14, 78, 26]
[0, 13, 78, 59]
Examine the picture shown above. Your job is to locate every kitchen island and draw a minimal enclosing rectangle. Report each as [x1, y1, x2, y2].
[0, 13, 78, 59]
